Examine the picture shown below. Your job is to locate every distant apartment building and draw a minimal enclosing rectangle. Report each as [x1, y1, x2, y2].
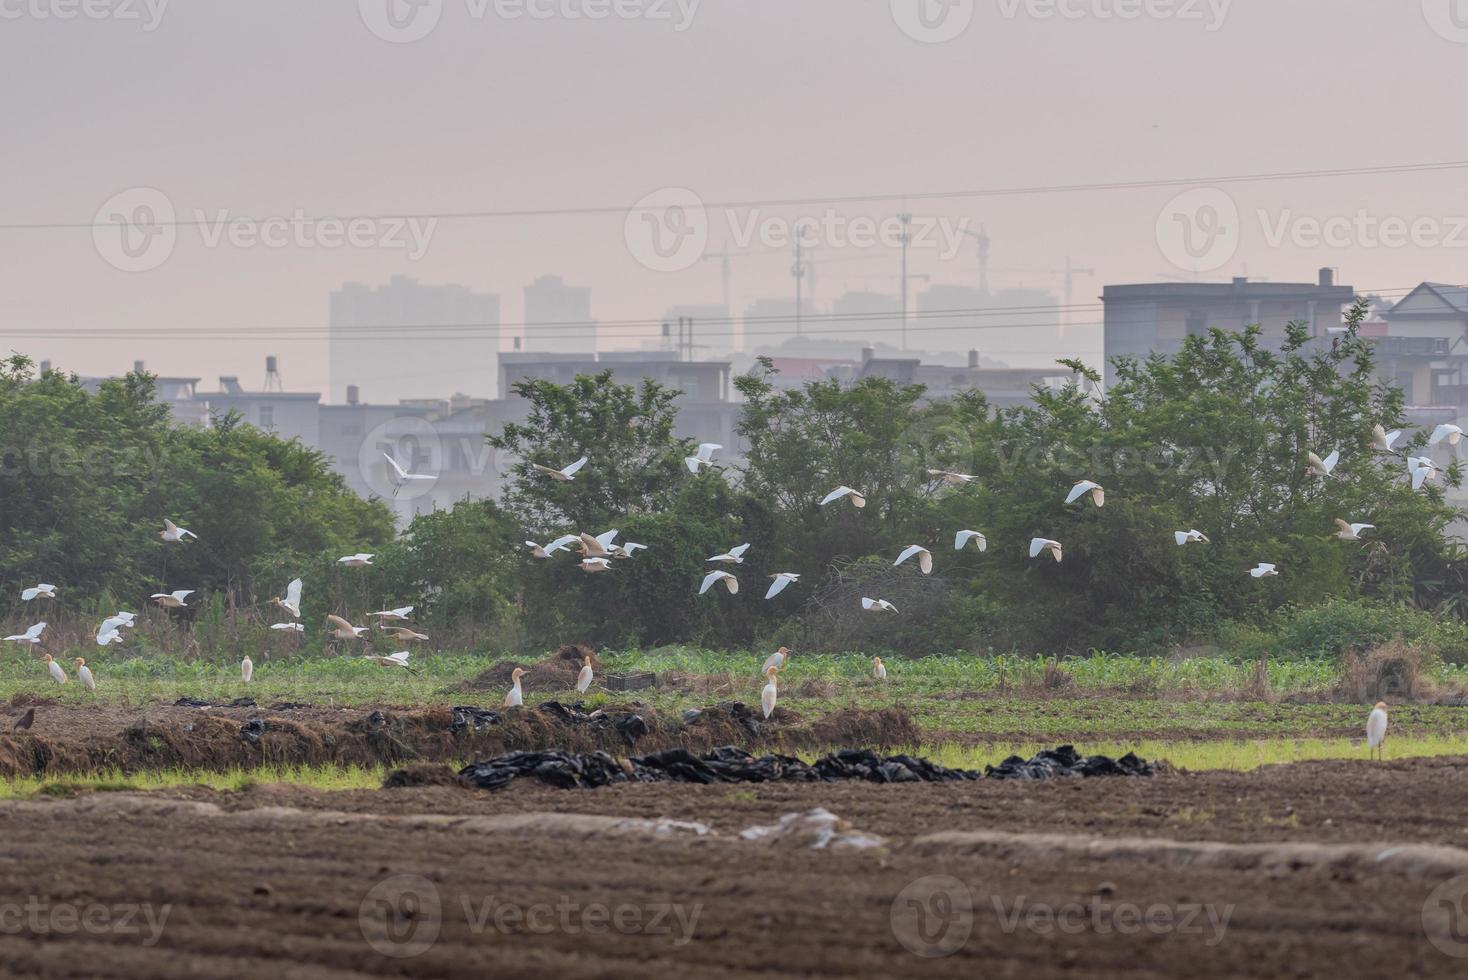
[917, 283, 1063, 365]
[1101, 270, 1356, 386]
[743, 297, 798, 352]
[856, 347, 1063, 407]
[1366, 282, 1468, 416]
[329, 275, 500, 404]
[521, 275, 595, 353]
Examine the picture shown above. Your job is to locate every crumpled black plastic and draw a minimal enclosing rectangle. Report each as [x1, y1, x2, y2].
[239, 718, 267, 744]
[451, 706, 502, 733]
[459, 750, 631, 791]
[174, 696, 258, 709]
[984, 744, 1155, 779]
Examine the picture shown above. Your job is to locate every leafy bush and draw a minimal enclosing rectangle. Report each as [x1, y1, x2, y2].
[1221, 599, 1468, 665]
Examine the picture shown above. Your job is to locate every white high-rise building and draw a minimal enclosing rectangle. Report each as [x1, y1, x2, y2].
[521, 275, 595, 353]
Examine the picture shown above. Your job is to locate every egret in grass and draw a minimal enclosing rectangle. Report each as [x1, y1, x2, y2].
[685, 443, 722, 473]
[1305, 449, 1340, 477]
[532, 456, 587, 482]
[895, 545, 934, 574]
[382, 452, 435, 495]
[1174, 529, 1210, 546]
[708, 543, 752, 564]
[242, 655, 253, 683]
[363, 651, 416, 673]
[820, 485, 866, 508]
[861, 597, 898, 613]
[1367, 701, 1389, 760]
[760, 666, 779, 719]
[765, 572, 800, 599]
[1029, 538, 1063, 562]
[700, 570, 739, 595]
[1065, 480, 1105, 506]
[873, 657, 887, 680]
[505, 667, 526, 707]
[151, 589, 194, 609]
[272, 578, 304, 618]
[74, 658, 95, 691]
[1335, 520, 1375, 541]
[526, 535, 579, 559]
[1249, 563, 1279, 578]
[21, 584, 57, 602]
[160, 519, 196, 542]
[577, 656, 594, 693]
[761, 647, 791, 674]
[4, 623, 45, 645]
[954, 530, 987, 552]
[42, 654, 66, 684]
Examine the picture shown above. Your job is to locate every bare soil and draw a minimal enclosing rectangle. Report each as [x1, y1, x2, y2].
[0, 757, 1466, 977]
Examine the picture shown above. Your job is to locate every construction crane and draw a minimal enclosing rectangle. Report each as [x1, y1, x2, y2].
[958, 225, 992, 295]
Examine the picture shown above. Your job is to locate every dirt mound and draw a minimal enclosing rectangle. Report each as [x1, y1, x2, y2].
[807, 708, 919, 749]
[657, 670, 739, 696]
[8, 693, 58, 709]
[460, 645, 602, 694]
[382, 764, 466, 788]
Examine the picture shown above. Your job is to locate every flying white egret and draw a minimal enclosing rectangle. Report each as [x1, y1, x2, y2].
[760, 666, 779, 719]
[526, 535, 579, 559]
[151, 590, 194, 609]
[1065, 480, 1105, 507]
[370, 606, 415, 622]
[160, 519, 196, 542]
[242, 655, 253, 682]
[580, 557, 614, 573]
[1029, 538, 1063, 562]
[611, 542, 647, 559]
[1430, 423, 1464, 447]
[5, 623, 45, 645]
[1372, 425, 1403, 454]
[820, 485, 867, 508]
[382, 452, 435, 495]
[765, 572, 800, 599]
[326, 615, 370, 641]
[338, 553, 375, 567]
[895, 545, 934, 574]
[700, 571, 739, 595]
[1408, 456, 1441, 490]
[685, 443, 722, 473]
[861, 597, 898, 613]
[272, 578, 304, 618]
[927, 469, 979, 485]
[1335, 519, 1376, 541]
[1366, 701, 1389, 760]
[1249, 563, 1279, 578]
[577, 530, 620, 557]
[99, 612, 136, 635]
[74, 658, 95, 691]
[955, 530, 988, 552]
[42, 654, 66, 684]
[873, 656, 887, 680]
[20, 584, 57, 602]
[532, 456, 588, 482]
[505, 667, 526, 708]
[577, 656, 594, 693]
[363, 651, 416, 673]
[380, 625, 429, 642]
[271, 622, 305, 633]
[1305, 449, 1340, 477]
[708, 543, 752, 564]
[761, 647, 791, 673]
[1174, 529, 1210, 546]
[96, 629, 123, 647]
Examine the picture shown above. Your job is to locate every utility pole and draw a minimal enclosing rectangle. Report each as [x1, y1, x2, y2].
[899, 213, 912, 350]
[792, 237, 809, 337]
[1061, 257, 1096, 342]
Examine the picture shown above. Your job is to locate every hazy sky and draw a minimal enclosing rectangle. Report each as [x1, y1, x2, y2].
[3, 0, 1467, 397]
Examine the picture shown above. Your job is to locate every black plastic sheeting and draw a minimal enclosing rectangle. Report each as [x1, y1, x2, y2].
[458, 745, 1154, 792]
[450, 701, 651, 745]
[175, 697, 258, 709]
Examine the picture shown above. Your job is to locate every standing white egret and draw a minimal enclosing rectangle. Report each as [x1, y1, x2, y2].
[873, 656, 887, 680]
[1305, 449, 1340, 477]
[370, 606, 415, 622]
[241, 655, 253, 683]
[160, 519, 197, 542]
[1249, 563, 1279, 578]
[382, 452, 435, 495]
[505, 667, 526, 707]
[42, 654, 66, 684]
[4, 623, 45, 645]
[1174, 529, 1210, 546]
[685, 443, 722, 473]
[700, 571, 739, 595]
[577, 656, 594, 693]
[761, 647, 791, 673]
[927, 470, 979, 485]
[1029, 538, 1063, 562]
[532, 456, 588, 482]
[20, 584, 57, 602]
[1065, 480, 1105, 506]
[1334, 519, 1375, 541]
[765, 572, 800, 599]
[894, 545, 934, 574]
[1366, 701, 1389, 760]
[526, 535, 579, 558]
[1372, 425, 1402, 454]
[337, 553, 375, 567]
[74, 658, 95, 691]
[1430, 423, 1464, 447]
[151, 590, 194, 609]
[272, 578, 304, 618]
[861, 597, 898, 613]
[954, 530, 988, 552]
[760, 666, 779, 719]
[708, 543, 752, 564]
[820, 486, 867, 508]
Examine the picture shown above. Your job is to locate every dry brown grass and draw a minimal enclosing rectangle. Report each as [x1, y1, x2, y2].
[1336, 639, 1434, 703]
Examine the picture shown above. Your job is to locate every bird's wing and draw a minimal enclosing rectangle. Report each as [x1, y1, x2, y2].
[1385, 429, 1401, 448]
[1357, 523, 1375, 533]
[163, 519, 179, 533]
[882, 600, 898, 612]
[1065, 482, 1093, 504]
[684, 457, 702, 473]
[861, 597, 877, 610]
[820, 486, 851, 505]
[699, 572, 722, 594]
[1412, 465, 1428, 490]
[955, 530, 973, 550]
[387, 651, 411, 665]
[1334, 518, 1351, 533]
[27, 624, 44, 640]
[382, 453, 409, 479]
[1323, 450, 1340, 471]
[730, 543, 752, 559]
[326, 615, 355, 631]
[1306, 451, 1326, 470]
[1175, 531, 1189, 546]
[725, 576, 739, 594]
[176, 590, 194, 600]
[546, 534, 579, 552]
[562, 456, 589, 477]
[765, 576, 792, 599]
[1432, 424, 1453, 445]
[919, 550, 933, 574]
[595, 529, 620, 549]
[698, 443, 721, 461]
[895, 545, 922, 566]
[285, 578, 303, 606]
[1029, 538, 1046, 558]
[1092, 487, 1105, 506]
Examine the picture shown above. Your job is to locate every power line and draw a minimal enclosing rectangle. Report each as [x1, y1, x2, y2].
[5, 162, 1468, 231]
